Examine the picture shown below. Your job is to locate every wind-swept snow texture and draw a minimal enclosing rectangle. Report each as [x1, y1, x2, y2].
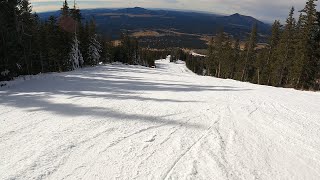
[1, 58, 320, 180]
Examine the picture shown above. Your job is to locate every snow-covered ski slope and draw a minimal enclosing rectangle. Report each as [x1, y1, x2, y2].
[1, 58, 320, 180]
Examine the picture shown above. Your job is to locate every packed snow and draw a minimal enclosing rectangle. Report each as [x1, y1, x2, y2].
[1, 57, 320, 180]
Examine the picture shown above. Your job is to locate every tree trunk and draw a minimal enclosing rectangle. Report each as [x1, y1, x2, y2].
[258, 68, 260, 84]
[218, 62, 221, 78]
[242, 48, 250, 81]
[278, 68, 283, 86]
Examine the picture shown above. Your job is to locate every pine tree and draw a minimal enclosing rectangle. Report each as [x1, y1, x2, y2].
[214, 30, 225, 78]
[255, 48, 269, 84]
[291, 13, 305, 86]
[265, 20, 281, 85]
[87, 35, 102, 66]
[61, 0, 69, 17]
[61, 0, 84, 70]
[0, 0, 27, 80]
[36, 20, 48, 73]
[230, 38, 241, 79]
[46, 16, 61, 71]
[221, 36, 233, 78]
[119, 32, 140, 65]
[314, 12, 320, 90]
[132, 38, 139, 64]
[241, 24, 257, 81]
[70, 1, 81, 23]
[69, 35, 83, 69]
[18, 0, 36, 75]
[101, 40, 113, 63]
[295, 0, 318, 89]
[273, 7, 296, 86]
[206, 37, 215, 76]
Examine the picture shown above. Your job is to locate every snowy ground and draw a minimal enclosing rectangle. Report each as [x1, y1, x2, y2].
[1, 58, 320, 180]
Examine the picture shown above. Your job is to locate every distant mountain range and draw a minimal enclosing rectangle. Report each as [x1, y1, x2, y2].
[39, 7, 271, 48]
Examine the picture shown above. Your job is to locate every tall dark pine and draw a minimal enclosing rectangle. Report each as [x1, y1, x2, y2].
[70, 1, 81, 23]
[265, 20, 281, 85]
[241, 24, 257, 81]
[46, 16, 61, 72]
[291, 13, 304, 86]
[61, 0, 69, 17]
[206, 37, 215, 76]
[214, 30, 226, 78]
[0, 0, 38, 79]
[0, 0, 21, 80]
[230, 38, 240, 79]
[18, 0, 35, 75]
[296, 0, 318, 89]
[315, 12, 320, 90]
[274, 7, 296, 86]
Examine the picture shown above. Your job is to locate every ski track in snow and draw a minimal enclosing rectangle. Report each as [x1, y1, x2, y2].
[1, 58, 320, 180]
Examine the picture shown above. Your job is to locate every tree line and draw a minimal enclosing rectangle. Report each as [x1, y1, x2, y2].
[0, 0, 160, 82]
[186, 0, 320, 90]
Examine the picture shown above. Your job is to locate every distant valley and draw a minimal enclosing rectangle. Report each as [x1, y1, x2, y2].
[39, 7, 271, 49]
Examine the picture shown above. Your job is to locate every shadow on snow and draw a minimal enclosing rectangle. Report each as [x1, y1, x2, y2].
[0, 65, 251, 130]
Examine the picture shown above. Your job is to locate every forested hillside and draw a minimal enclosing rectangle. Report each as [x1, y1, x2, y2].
[0, 0, 162, 82]
[39, 7, 271, 39]
[38, 7, 271, 49]
[184, 0, 320, 90]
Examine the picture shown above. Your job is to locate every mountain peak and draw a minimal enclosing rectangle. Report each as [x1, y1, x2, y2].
[227, 13, 258, 22]
[123, 7, 147, 11]
[231, 13, 241, 16]
[216, 12, 269, 30]
[133, 7, 145, 10]
[115, 7, 149, 14]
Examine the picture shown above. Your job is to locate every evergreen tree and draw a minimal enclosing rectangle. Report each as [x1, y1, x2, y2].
[230, 38, 241, 79]
[46, 16, 61, 71]
[241, 24, 257, 81]
[0, 0, 23, 80]
[295, 0, 318, 89]
[70, 1, 81, 23]
[255, 49, 269, 84]
[18, 0, 36, 75]
[273, 7, 296, 86]
[206, 37, 215, 76]
[69, 35, 83, 69]
[61, 0, 69, 17]
[59, 0, 84, 70]
[314, 12, 320, 90]
[221, 36, 233, 78]
[87, 35, 102, 66]
[79, 21, 90, 64]
[101, 40, 113, 63]
[291, 13, 305, 86]
[214, 30, 225, 78]
[265, 20, 281, 85]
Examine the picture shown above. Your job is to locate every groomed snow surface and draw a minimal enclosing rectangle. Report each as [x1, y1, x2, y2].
[1, 57, 320, 180]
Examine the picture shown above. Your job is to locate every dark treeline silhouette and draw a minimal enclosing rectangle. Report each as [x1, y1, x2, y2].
[0, 0, 161, 82]
[185, 0, 320, 90]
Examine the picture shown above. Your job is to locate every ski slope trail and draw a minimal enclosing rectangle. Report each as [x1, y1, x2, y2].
[1, 58, 320, 180]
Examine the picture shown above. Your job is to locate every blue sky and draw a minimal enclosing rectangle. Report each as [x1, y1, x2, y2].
[29, 0, 314, 22]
